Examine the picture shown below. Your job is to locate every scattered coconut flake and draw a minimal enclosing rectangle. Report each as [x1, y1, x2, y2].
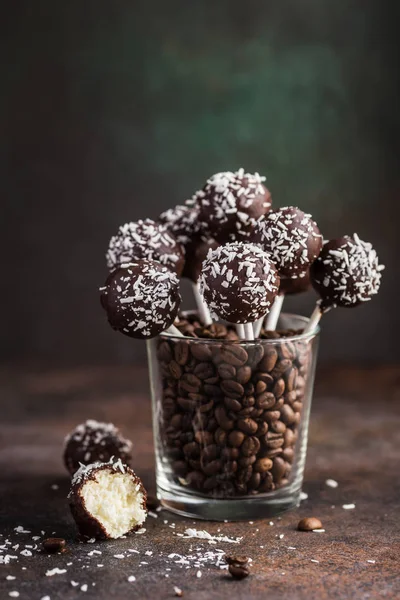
[6, 576, 16, 581]
[128, 575, 136, 582]
[88, 550, 101, 556]
[20, 549, 32, 557]
[148, 511, 158, 519]
[278, 534, 284, 539]
[300, 491, 308, 501]
[32, 536, 41, 541]
[71, 581, 79, 587]
[41, 596, 51, 600]
[86, 538, 96, 544]
[14, 527, 30, 534]
[128, 549, 139, 554]
[174, 586, 183, 597]
[312, 529, 325, 533]
[9, 592, 19, 598]
[367, 560, 376, 564]
[81, 584, 88, 592]
[97, 564, 104, 568]
[310, 559, 319, 563]
[325, 479, 338, 488]
[182, 529, 242, 544]
[135, 528, 146, 535]
[342, 504, 356, 510]
[145, 551, 153, 556]
[196, 570, 202, 578]
[46, 568, 67, 576]
[114, 554, 125, 559]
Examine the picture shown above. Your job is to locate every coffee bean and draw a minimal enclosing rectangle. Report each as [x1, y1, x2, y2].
[285, 366, 297, 392]
[256, 392, 276, 410]
[228, 430, 245, 447]
[249, 407, 263, 419]
[169, 360, 183, 379]
[246, 344, 264, 367]
[238, 455, 257, 467]
[280, 341, 296, 360]
[179, 373, 201, 394]
[258, 347, 278, 372]
[255, 380, 267, 394]
[263, 410, 281, 423]
[221, 379, 245, 399]
[236, 366, 252, 384]
[256, 421, 269, 436]
[270, 420, 286, 434]
[271, 456, 287, 481]
[262, 436, 284, 450]
[273, 378, 285, 397]
[158, 341, 173, 362]
[284, 428, 296, 447]
[223, 460, 238, 476]
[229, 563, 250, 579]
[202, 459, 223, 476]
[244, 382, 255, 395]
[172, 460, 189, 476]
[221, 447, 239, 460]
[199, 399, 214, 413]
[204, 376, 219, 385]
[241, 436, 260, 457]
[297, 517, 323, 531]
[182, 442, 200, 457]
[237, 465, 253, 483]
[254, 372, 274, 386]
[194, 431, 214, 446]
[203, 476, 219, 490]
[201, 444, 219, 462]
[170, 413, 183, 429]
[191, 343, 212, 361]
[177, 397, 197, 411]
[274, 397, 284, 410]
[258, 472, 274, 492]
[280, 404, 296, 425]
[271, 358, 292, 378]
[293, 401, 303, 413]
[206, 417, 218, 432]
[224, 397, 243, 413]
[282, 447, 294, 462]
[42, 538, 66, 554]
[220, 345, 248, 367]
[194, 362, 215, 380]
[188, 458, 201, 470]
[237, 406, 254, 418]
[237, 418, 258, 435]
[215, 406, 234, 431]
[214, 427, 228, 445]
[263, 447, 283, 459]
[174, 341, 190, 365]
[218, 363, 237, 379]
[203, 384, 223, 397]
[242, 396, 255, 408]
[284, 391, 297, 404]
[254, 457, 273, 472]
[225, 554, 249, 566]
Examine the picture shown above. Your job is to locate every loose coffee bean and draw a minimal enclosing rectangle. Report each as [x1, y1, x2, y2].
[254, 457, 273, 473]
[273, 378, 285, 397]
[229, 563, 250, 579]
[240, 436, 260, 457]
[297, 517, 323, 531]
[194, 362, 215, 380]
[221, 379, 245, 399]
[169, 360, 183, 379]
[220, 345, 248, 367]
[249, 407, 263, 419]
[270, 420, 286, 434]
[191, 343, 212, 361]
[225, 554, 249, 566]
[244, 382, 255, 395]
[280, 404, 296, 425]
[280, 341, 296, 360]
[256, 392, 276, 410]
[228, 430, 245, 447]
[42, 538, 66, 554]
[188, 459, 201, 470]
[237, 418, 258, 435]
[174, 341, 190, 365]
[224, 397, 243, 413]
[263, 436, 284, 450]
[206, 417, 218, 433]
[199, 399, 214, 413]
[236, 366, 252, 384]
[258, 347, 278, 372]
[218, 363, 236, 379]
[179, 374, 201, 394]
[271, 456, 287, 481]
[170, 413, 183, 429]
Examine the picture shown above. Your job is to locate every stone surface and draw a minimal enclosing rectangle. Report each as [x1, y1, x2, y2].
[0, 365, 399, 599]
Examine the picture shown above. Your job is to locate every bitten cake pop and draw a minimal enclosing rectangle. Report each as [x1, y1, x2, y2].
[100, 260, 181, 339]
[304, 234, 385, 333]
[194, 169, 272, 243]
[199, 242, 280, 339]
[63, 420, 133, 475]
[68, 459, 147, 540]
[106, 219, 185, 275]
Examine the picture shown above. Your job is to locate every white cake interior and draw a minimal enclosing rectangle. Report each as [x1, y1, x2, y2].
[82, 470, 146, 539]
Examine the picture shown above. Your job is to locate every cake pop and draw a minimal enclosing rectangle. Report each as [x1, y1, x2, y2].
[63, 420, 133, 475]
[304, 234, 384, 333]
[195, 169, 272, 243]
[100, 260, 181, 339]
[106, 219, 185, 276]
[199, 242, 280, 339]
[68, 458, 147, 540]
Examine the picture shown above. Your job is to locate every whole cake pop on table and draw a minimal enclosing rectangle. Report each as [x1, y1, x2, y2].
[100, 259, 182, 339]
[199, 241, 280, 340]
[195, 169, 272, 243]
[304, 234, 385, 333]
[106, 218, 185, 276]
[252, 206, 322, 331]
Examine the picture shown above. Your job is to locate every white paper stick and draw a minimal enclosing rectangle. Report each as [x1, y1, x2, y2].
[193, 282, 212, 326]
[164, 324, 184, 337]
[236, 324, 245, 339]
[264, 294, 285, 331]
[243, 323, 255, 341]
[253, 316, 265, 338]
[303, 304, 323, 335]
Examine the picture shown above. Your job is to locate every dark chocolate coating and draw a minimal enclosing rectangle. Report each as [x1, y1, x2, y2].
[100, 260, 181, 339]
[252, 207, 322, 278]
[195, 169, 272, 243]
[279, 270, 311, 295]
[182, 238, 219, 283]
[199, 242, 280, 324]
[106, 219, 185, 276]
[311, 235, 384, 310]
[68, 461, 147, 540]
[63, 420, 132, 475]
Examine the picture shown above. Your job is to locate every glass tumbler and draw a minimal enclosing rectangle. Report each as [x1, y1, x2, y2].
[147, 313, 319, 521]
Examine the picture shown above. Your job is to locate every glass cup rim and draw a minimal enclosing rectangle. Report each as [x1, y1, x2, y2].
[160, 312, 320, 345]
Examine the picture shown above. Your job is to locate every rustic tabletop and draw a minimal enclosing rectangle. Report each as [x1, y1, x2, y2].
[0, 364, 399, 600]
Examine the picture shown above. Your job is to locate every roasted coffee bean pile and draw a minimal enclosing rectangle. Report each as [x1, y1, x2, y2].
[225, 554, 251, 579]
[155, 315, 310, 497]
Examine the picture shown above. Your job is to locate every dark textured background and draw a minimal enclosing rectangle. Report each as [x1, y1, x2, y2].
[1, 1, 399, 366]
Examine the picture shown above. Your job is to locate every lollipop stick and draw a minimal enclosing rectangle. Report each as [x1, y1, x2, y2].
[193, 282, 212, 326]
[303, 304, 323, 335]
[243, 323, 255, 341]
[253, 316, 265, 338]
[164, 324, 184, 337]
[236, 324, 245, 338]
[264, 294, 285, 331]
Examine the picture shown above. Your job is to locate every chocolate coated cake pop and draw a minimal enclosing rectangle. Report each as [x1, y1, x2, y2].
[195, 169, 272, 243]
[310, 234, 384, 310]
[199, 242, 280, 324]
[253, 207, 322, 278]
[68, 459, 147, 540]
[63, 420, 133, 475]
[279, 270, 311, 295]
[106, 219, 185, 275]
[100, 260, 181, 339]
